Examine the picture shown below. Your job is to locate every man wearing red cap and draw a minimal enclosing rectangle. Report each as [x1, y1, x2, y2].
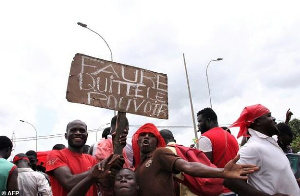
[13, 153, 52, 196]
[132, 123, 258, 196]
[224, 104, 300, 195]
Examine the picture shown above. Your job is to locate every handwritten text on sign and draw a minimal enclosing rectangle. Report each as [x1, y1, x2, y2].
[66, 53, 168, 119]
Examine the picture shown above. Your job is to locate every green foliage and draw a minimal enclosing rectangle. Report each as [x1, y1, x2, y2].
[291, 137, 300, 153]
[288, 118, 300, 152]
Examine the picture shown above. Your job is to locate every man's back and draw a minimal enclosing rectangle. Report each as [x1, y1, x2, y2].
[200, 127, 239, 167]
[18, 168, 52, 196]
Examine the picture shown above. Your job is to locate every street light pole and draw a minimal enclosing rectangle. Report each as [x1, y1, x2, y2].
[205, 58, 223, 109]
[77, 22, 113, 62]
[19, 120, 37, 151]
[77, 22, 116, 116]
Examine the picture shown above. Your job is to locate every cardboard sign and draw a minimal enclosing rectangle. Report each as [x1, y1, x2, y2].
[66, 53, 168, 119]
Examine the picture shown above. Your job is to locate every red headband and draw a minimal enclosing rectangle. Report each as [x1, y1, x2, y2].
[132, 123, 166, 167]
[229, 104, 270, 138]
[13, 155, 30, 164]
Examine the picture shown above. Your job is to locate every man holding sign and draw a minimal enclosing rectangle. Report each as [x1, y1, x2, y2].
[46, 119, 128, 196]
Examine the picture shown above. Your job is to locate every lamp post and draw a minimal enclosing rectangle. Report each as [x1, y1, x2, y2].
[77, 22, 116, 116]
[19, 120, 37, 151]
[205, 58, 223, 109]
[77, 22, 113, 62]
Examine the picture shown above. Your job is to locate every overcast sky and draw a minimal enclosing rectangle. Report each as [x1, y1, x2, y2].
[1, 1, 300, 159]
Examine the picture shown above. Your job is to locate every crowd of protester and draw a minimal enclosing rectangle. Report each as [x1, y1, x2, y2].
[1, 104, 300, 196]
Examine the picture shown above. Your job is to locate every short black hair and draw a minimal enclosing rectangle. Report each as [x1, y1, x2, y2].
[197, 108, 218, 122]
[159, 129, 176, 143]
[0, 136, 13, 150]
[102, 127, 111, 139]
[26, 150, 37, 157]
[52, 144, 66, 150]
[277, 123, 294, 138]
[111, 116, 129, 127]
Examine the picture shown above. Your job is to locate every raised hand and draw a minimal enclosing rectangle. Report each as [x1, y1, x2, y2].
[285, 108, 293, 124]
[91, 154, 124, 181]
[223, 154, 259, 180]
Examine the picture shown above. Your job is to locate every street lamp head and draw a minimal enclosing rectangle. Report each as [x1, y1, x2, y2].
[216, 58, 223, 61]
[20, 120, 25, 122]
[77, 22, 87, 28]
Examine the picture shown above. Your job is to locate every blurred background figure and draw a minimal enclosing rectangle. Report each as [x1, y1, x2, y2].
[13, 153, 52, 196]
[277, 123, 294, 153]
[52, 144, 66, 150]
[82, 145, 90, 154]
[0, 136, 19, 193]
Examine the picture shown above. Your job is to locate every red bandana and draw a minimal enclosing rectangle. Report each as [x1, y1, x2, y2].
[131, 123, 165, 167]
[13, 154, 30, 164]
[229, 104, 270, 138]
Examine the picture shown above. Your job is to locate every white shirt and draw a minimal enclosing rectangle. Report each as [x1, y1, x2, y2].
[18, 168, 52, 196]
[198, 136, 212, 152]
[237, 129, 299, 195]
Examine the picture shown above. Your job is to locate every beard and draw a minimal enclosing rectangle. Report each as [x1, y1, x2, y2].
[68, 138, 87, 148]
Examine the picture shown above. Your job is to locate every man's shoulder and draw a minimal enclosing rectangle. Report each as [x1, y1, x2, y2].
[154, 147, 180, 158]
[0, 158, 15, 170]
[155, 147, 173, 152]
[239, 141, 260, 154]
[32, 170, 47, 178]
[202, 127, 222, 138]
[48, 148, 68, 156]
[83, 153, 96, 161]
[97, 138, 113, 147]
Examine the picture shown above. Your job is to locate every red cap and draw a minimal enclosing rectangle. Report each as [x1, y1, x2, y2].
[132, 123, 165, 167]
[229, 104, 270, 138]
[13, 153, 30, 164]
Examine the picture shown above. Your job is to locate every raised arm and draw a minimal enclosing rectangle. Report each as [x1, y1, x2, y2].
[67, 173, 96, 196]
[174, 154, 258, 179]
[285, 108, 293, 124]
[68, 154, 124, 196]
[67, 163, 112, 196]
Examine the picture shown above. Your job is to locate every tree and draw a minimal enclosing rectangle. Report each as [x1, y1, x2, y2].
[289, 118, 300, 152]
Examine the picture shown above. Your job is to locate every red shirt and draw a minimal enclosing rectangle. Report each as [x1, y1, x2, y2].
[202, 127, 239, 193]
[202, 127, 239, 168]
[46, 148, 97, 196]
